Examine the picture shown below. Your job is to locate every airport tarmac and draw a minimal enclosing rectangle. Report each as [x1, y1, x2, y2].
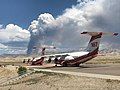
[35, 64, 120, 76]
[0, 61, 120, 76]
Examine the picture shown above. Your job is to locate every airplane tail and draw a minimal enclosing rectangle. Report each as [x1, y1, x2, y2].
[41, 47, 46, 55]
[81, 32, 118, 54]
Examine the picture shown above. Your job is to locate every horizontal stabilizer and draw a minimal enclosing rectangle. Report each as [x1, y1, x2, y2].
[81, 31, 118, 36]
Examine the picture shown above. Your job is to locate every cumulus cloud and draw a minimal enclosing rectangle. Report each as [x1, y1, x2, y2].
[27, 0, 120, 54]
[0, 24, 30, 54]
[0, 43, 8, 48]
[0, 24, 30, 43]
[0, 42, 27, 55]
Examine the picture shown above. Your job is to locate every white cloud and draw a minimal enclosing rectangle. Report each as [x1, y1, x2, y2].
[0, 24, 30, 43]
[0, 43, 8, 48]
[0, 43, 27, 55]
[0, 24, 3, 29]
[27, 0, 120, 54]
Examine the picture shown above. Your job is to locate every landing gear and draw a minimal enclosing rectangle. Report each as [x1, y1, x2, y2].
[54, 57, 58, 67]
[75, 63, 80, 67]
[62, 62, 68, 67]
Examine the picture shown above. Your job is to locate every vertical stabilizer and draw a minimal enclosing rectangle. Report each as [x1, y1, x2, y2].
[81, 32, 118, 53]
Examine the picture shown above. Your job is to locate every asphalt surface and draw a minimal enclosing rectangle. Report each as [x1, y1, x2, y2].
[1, 61, 120, 76]
[46, 64, 120, 76]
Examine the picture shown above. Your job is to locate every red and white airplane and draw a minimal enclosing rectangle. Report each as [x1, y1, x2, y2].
[31, 31, 118, 66]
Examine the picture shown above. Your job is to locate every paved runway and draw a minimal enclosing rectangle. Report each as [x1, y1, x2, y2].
[47, 64, 120, 76]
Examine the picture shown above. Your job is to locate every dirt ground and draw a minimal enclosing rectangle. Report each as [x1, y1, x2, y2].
[0, 72, 120, 90]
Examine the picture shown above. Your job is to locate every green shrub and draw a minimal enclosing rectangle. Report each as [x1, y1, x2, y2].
[17, 66, 27, 76]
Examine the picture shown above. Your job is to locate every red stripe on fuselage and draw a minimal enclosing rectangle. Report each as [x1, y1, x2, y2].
[60, 48, 98, 65]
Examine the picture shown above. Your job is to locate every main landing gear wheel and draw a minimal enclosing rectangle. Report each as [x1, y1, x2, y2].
[62, 62, 68, 67]
[75, 63, 80, 67]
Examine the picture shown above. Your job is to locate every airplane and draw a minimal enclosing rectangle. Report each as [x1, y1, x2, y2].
[30, 31, 118, 66]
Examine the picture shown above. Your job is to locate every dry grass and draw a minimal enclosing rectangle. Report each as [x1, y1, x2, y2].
[1, 72, 120, 90]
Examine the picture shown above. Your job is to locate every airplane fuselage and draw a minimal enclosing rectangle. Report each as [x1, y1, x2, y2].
[56, 51, 97, 66]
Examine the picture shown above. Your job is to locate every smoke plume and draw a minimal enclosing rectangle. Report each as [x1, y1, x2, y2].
[27, 0, 120, 54]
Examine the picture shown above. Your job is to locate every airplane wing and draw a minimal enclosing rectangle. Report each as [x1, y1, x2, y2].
[43, 53, 69, 58]
[37, 53, 69, 59]
[35, 51, 89, 59]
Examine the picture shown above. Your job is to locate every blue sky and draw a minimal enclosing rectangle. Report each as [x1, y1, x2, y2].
[0, 0, 78, 29]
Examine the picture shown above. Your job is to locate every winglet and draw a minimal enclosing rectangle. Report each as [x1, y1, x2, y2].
[81, 31, 118, 36]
